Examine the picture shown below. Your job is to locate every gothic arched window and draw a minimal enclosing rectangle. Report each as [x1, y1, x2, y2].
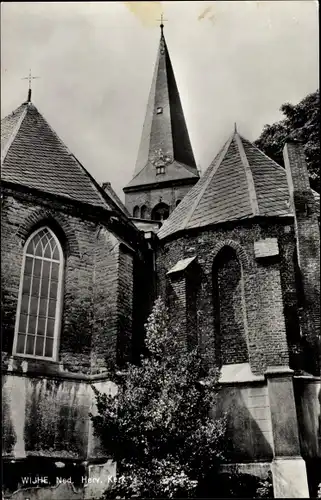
[151, 203, 170, 221]
[212, 246, 249, 366]
[13, 227, 64, 360]
[140, 205, 148, 219]
[133, 206, 140, 218]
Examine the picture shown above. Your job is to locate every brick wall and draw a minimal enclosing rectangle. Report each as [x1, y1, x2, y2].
[156, 220, 302, 375]
[90, 228, 120, 371]
[166, 260, 201, 349]
[213, 246, 249, 366]
[283, 142, 320, 375]
[166, 273, 187, 343]
[116, 247, 134, 365]
[1, 188, 137, 375]
[125, 182, 195, 219]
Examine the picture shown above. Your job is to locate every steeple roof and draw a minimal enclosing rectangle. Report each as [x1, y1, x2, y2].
[1, 100, 127, 215]
[125, 28, 199, 190]
[158, 130, 294, 240]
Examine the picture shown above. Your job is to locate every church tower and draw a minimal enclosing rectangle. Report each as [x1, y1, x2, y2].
[123, 24, 199, 222]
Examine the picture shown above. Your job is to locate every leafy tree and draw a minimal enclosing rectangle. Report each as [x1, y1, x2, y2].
[91, 298, 226, 499]
[255, 90, 320, 192]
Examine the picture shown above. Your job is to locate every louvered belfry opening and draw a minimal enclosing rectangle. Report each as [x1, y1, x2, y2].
[151, 202, 170, 221]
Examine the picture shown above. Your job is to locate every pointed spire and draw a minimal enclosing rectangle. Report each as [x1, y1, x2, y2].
[126, 25, 198, 188]
[234, 122, 237, 133]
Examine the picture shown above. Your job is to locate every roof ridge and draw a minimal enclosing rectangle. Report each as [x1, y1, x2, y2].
[36, 106, 108, 208]
[180, 133, 235, 231]
[69, 153, 113, 208]
[1, 104, 28, 163]
[235, 133, 259, 216]
[247, 137, 319, 197]
[2, 101, 112, 210]
[102, 182, 131, 217]
[245, 136, 286, 173]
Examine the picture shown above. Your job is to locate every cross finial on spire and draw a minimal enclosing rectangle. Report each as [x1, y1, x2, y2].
[22, 69, 40, 103]
[234, 122, 238, 133]
[157, 13, 168, 36]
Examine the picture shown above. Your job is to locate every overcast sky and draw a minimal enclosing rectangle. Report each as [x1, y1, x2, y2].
[1, 1, 319, 199]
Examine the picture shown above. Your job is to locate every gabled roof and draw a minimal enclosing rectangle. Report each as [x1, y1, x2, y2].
[158, 130, 294, 240]
[124, 28, 199, 190]
[102, 181, 131, 217]
[1, 101, 113, 210]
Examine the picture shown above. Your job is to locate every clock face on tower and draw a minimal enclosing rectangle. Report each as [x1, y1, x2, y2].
[150, 149, 173, 168]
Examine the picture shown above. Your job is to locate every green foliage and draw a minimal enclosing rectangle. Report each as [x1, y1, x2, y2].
[255, 472, 274, 498]
[255, 90, 320, 192]
[91, 298, 226, 498]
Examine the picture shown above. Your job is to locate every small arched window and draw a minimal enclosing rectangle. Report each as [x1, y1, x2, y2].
[13, 227, 64, 360]
[176, 199, 181, 207]
[140, 205, 148, 219]
[133, 206, 140, 218]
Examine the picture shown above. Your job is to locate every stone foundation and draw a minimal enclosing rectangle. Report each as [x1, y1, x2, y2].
[271, 457, 309, 498]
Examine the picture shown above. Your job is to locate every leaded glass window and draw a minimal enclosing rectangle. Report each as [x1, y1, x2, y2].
[13, 227, 63, 360]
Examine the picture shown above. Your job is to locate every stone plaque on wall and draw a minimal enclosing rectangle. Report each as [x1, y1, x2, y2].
[254, 238, 279, 259]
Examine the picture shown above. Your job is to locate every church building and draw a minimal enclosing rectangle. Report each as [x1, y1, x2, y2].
[1, 25, 320, 500]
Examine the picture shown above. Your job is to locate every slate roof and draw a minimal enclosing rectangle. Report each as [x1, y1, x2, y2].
[158, 130, 295, 240]
[167, 256, 196, 274]
[102, 181, 131, 217]
[1, 101, 112, 210]
[124, 29, 199, 190]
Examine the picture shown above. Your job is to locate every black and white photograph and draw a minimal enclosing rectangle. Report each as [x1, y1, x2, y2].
[1, 1, 320, 499]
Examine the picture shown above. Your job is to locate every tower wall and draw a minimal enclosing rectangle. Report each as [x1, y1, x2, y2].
[125, 181, 197, 219]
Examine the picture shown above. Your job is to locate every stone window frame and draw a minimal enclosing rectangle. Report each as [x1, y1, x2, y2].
[12, 226, 64, 362]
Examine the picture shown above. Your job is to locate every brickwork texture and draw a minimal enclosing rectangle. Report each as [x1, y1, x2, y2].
[1, 188, 136, 375]
[156, 220, 308, 375]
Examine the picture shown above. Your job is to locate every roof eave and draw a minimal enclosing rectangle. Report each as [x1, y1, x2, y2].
[123, 175, 199, 193]
[1, 179, 142, 246]
[158, 213, 294, 242]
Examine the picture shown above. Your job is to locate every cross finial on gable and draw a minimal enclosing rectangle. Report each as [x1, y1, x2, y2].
[22, 69, 40, 103]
